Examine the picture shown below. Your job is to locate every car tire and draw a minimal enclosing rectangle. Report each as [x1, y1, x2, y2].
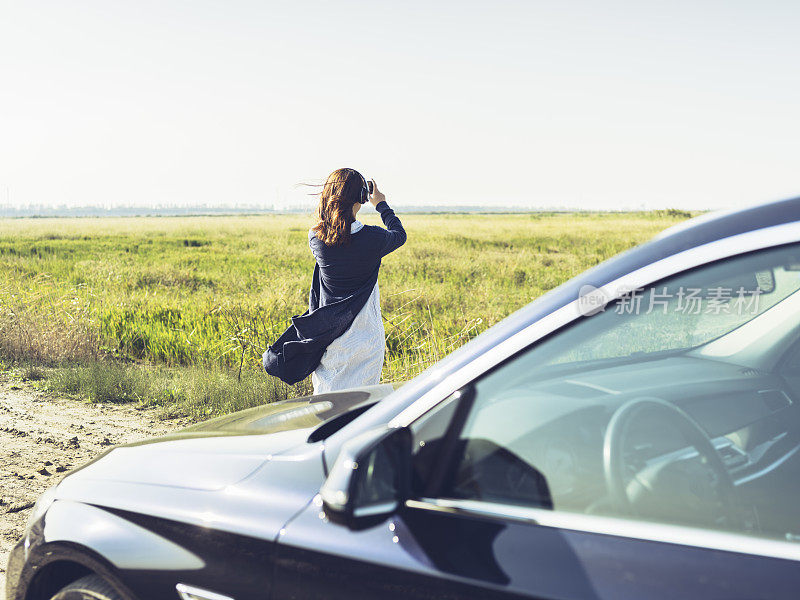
[49, 574, 124, 600]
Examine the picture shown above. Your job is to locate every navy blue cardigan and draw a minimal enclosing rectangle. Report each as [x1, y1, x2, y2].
[262, 201, 406, 384]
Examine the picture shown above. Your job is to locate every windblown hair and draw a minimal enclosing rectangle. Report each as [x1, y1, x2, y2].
[312, 168, 364, 247]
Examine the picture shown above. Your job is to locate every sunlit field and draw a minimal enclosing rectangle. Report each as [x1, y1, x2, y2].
[0, 210, 692, 419]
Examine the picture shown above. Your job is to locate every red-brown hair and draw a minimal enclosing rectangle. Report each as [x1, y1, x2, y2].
[311, 168, 364, 247]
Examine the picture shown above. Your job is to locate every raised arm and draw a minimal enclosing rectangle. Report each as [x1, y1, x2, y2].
[369, 179, 407, 257]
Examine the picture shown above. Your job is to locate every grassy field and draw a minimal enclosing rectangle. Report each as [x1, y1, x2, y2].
[0, 210, 693, 419]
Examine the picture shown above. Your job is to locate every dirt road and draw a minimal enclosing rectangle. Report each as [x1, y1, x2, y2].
[0, 378, 189, 597]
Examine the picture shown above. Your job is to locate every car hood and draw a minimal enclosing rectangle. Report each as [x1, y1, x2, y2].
[177, 382, 398, 437]
[57, 383, 399, 494]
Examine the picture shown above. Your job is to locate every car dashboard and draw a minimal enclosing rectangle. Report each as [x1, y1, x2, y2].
[478, 353, 800, 539]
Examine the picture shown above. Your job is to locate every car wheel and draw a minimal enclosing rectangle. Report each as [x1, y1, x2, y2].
[49, 574, 124, 600]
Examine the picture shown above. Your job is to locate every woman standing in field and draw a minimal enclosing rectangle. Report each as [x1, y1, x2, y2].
[262, 168, 406, 394]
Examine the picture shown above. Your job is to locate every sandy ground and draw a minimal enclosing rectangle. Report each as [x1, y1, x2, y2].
[0, 379, 189, 598]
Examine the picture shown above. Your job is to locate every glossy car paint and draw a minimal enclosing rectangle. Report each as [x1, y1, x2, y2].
[7, 197, 800, 600]
[7, 385, 396, 600]
[273, 498, 800, 600]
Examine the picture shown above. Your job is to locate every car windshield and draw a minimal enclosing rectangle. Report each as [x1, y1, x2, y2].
[532, 245, 800, 373]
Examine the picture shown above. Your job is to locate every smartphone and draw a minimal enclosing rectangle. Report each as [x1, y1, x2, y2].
[367, 180, 374, 195]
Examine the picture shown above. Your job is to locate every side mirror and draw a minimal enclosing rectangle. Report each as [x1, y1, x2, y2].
[320, 426, 412, 528]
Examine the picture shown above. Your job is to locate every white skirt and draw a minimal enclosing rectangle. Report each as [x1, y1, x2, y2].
[312, 281, 386, 395]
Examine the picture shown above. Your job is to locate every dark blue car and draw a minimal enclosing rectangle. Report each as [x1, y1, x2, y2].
[8, 197, 800, 600]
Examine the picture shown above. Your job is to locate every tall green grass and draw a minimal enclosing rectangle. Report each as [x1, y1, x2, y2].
[0, 211, 693, 417]
[44, 362, 310, 420]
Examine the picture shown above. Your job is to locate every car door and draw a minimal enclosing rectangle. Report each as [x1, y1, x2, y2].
[273, 242, 800, 600]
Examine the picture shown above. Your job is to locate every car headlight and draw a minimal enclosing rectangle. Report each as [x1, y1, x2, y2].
[24, 485, 58, 536]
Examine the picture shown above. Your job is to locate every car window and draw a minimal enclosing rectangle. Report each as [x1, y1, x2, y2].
[410, 392, 461, 496]
[413, 243, 800, 544]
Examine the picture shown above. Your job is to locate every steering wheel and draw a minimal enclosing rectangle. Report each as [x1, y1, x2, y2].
[603, 397, 743, 528]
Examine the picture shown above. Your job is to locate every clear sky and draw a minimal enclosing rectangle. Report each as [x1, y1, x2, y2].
[1, 0, 799, 210]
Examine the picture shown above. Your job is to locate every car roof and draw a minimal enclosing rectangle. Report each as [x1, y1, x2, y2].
[325, 196, 800, 460]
